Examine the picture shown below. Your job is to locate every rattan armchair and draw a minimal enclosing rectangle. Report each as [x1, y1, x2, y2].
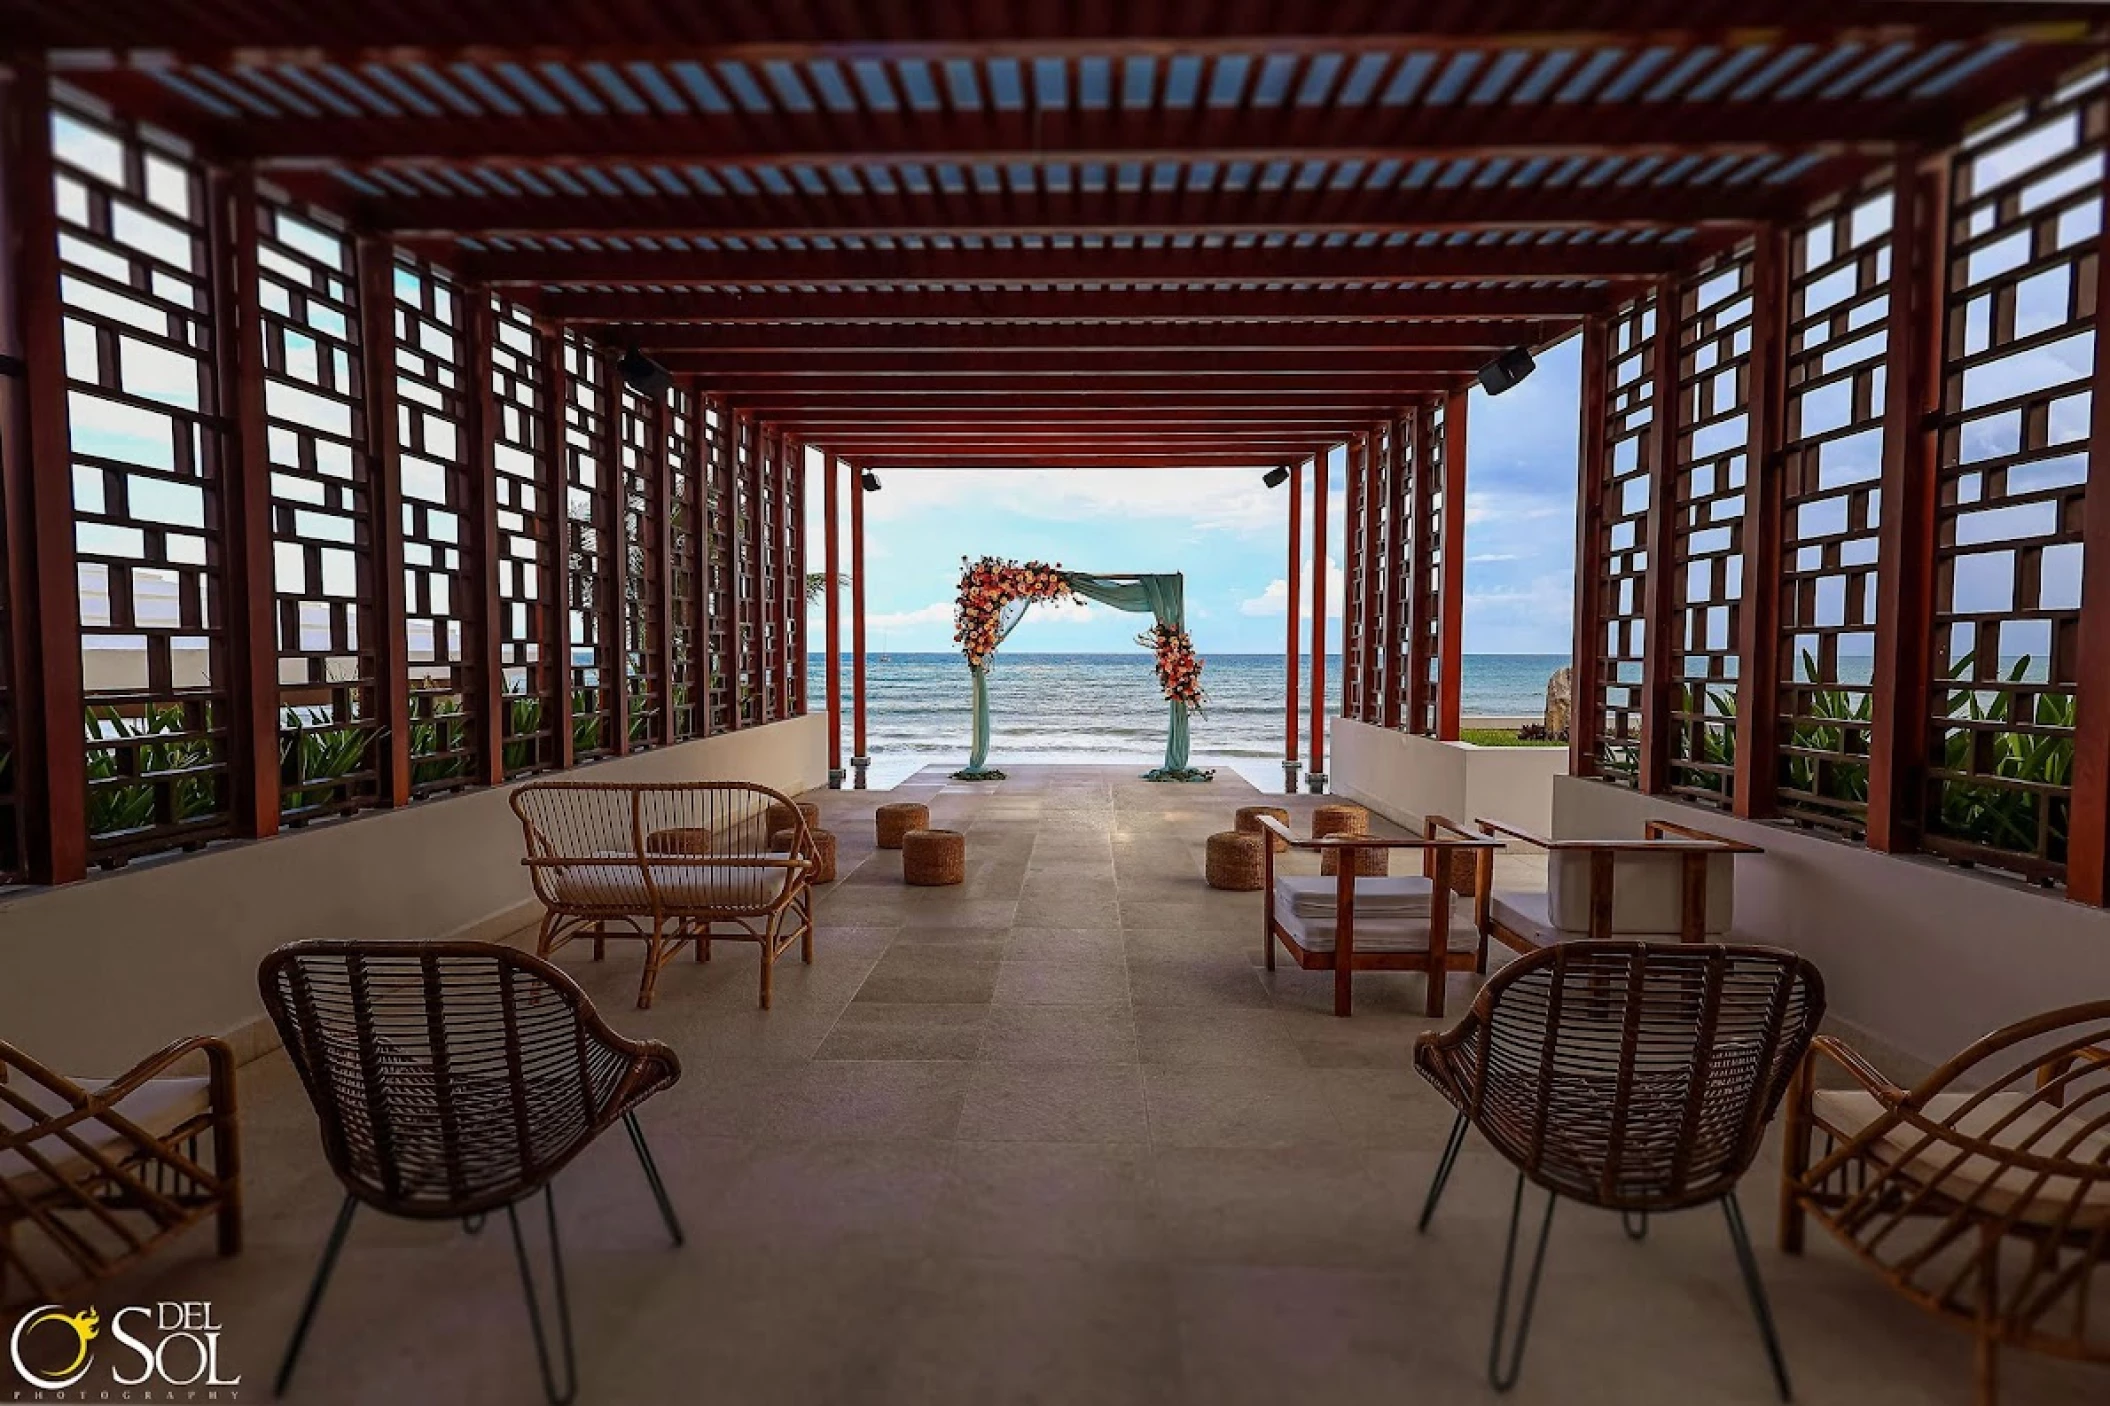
[1778, 1003, 2110, 1406]
[258, 940, 683, 1405]
[1, 1037, 240, 1311]
[1416, 940, 1825, 1397]
[1259, 813, 1499, 1017]
[512, 778, 819, 1009]
[1474, 818, 1761, 953]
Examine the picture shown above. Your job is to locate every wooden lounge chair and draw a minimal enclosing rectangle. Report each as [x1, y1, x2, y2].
[1259, 813, 1499, 1017]
[1474, 818, 1760, 953]
[1778, 1003, 2110, 1406]
[259, 940, 683, 1405]
[511, 779, 819, 1009]
[1, 1036, 241, 1311]
[1418, 940, 1825, 1398]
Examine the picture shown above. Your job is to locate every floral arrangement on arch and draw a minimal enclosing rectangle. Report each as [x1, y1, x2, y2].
[954, 556, 1077, 669]
[1140, 622, 1207, 714]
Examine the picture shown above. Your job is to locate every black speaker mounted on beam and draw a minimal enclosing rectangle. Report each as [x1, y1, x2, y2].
[619, 349, 673, 399]
[1477, 346, 1537, 396]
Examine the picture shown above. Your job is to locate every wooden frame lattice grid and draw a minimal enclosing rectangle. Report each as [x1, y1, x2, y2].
[559, 333, 616, 760]
[1583, 296, 1662, 783]
[618, 381, 662, 750]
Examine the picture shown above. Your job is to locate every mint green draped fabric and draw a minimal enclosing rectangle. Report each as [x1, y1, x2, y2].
[954, 572, 1213, 783]
[955, 601, 1033, 780]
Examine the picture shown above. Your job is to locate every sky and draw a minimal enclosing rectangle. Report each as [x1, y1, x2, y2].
[810, 333, 1582, 657]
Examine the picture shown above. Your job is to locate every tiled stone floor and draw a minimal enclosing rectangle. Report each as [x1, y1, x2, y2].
[100, 766, 2102, 1404]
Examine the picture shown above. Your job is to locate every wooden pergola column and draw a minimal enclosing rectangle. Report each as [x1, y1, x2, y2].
[1283, 458, 1302, 794]
[0, 62, 87, 883]
[1380, 411, 1409, 730]
[1570, 317, 1611, 778]
[2064, 200, 2110, 903]
[1732, 228, 1791, 819]
[463, 286, 508, 785]
[1309, 447, 1330, 792]
[1437, 389, 1468, 741]
[824, 451, 844, 786]
[1637, 276, 1683, 794]
[849, 460, 869, 787]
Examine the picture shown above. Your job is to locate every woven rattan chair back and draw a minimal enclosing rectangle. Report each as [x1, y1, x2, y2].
[258, 940, 679, 1219]
[1428, 940, 1825, 1213]
[1782, 1002, 2110, 1399]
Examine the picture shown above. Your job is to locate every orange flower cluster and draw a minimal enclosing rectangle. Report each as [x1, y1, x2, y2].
[954, 556, 1077, 668]
[1140, 623, 1208, 714]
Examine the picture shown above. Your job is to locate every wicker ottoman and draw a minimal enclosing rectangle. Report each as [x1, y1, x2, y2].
[875, 802, 930, 849]
[766, 799, 822, 836]
[645, 825, 713, 856]
[1206, 830, 1265, 891]
[1234, 805, 1291, 853]
[902, 829, 965, 886]
[1311, 802, 1378, 877]
[771, 826, 838, 883]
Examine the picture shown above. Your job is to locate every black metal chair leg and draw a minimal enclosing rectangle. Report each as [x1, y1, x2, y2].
[1622, 1210, 1649, 1241]
[624, 1110, 684, 1247]
[507, 1186, 578, 1406]
[275, 1195, 358, 1398]
[1723, 1194, 1794, 1402]
[1489, 1172, 1558, 1393]
[1419, 1111, 1469, 1232]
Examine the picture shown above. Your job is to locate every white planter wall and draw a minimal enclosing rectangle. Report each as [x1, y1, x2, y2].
[1331, 717, 1568, 835]
[0, 714, 828, 1071]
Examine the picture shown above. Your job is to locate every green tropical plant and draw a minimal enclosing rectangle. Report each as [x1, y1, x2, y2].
[280, 708, 378, 813]
[804, 571, 845, 603]
[502, 686, 545, 774]
[1784, 650, 1872, 810]
[1930, 653, 2072, 863]
[572, 688, 604, 754]
[1670, 682, 1737, 795]
[627, 680, 656, 743]
[85, 704, 219, 838]
[409, 694, 470, 787]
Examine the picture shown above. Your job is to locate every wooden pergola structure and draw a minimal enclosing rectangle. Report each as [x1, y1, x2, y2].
[4, 5, 2110, 897]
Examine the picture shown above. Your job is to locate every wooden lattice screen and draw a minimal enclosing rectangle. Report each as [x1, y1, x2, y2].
[702, 400, 736, 734]
[618, 382, 661, 749]
[667, 385, 701, 740]
[1923, 68, 2106, 882]
[1777, 181, 1894, 838]
[53, 105, 235, 863]
[0, 354, 18, 880]
[1584, 295, 1662, 783]
[786, 439, 807, 717]
[1666, 245, 1759, 806]
[559, 333, 615, 759]
[489, 296, 560, 777]
[387, 257, 480, 796]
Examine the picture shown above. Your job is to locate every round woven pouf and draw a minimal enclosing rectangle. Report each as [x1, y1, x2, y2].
[1311, 802, 1376, 877]
[902, 829, 966, 886]
[875, 802, 930, 850]
[1206, 830, 1265, 891]
[772, 826, 838, 883]
[1234, 805, 1292, 853]
[645, 825, 713, 856]
[1320, 844, 1391, 878]
[766, 799, 822, 836]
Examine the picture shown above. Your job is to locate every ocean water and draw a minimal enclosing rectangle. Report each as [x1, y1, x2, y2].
[809, 652, 1567, 789]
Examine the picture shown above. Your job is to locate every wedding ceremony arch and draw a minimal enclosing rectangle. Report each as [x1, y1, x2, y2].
[952, 557, 1212, 783]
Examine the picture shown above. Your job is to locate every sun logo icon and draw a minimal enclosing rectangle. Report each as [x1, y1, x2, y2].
[9, 1305, 101, 1390]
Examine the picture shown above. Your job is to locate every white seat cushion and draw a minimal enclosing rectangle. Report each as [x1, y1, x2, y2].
[1545, 848, 1735, 937]
[1275, 874, 1443, 920]
[1812, 1088, 2110, 1228]
[550, 851, 797, 910]
[1, 1076, 212, 1189]
[1277, 905, 1478, 954]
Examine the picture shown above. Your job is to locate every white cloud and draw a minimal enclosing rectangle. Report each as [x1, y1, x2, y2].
[1239, 556, 1346, 619]
[866, 601, 955, 630]
[858, 467, 1312, 541]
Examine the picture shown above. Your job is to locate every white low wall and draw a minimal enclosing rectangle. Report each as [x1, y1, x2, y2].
[1554, 776, 2110, 1074]
[1331, 717, 1568, 834]
[0, 714, 828, 1072]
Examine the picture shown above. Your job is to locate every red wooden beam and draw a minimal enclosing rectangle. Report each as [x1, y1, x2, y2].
[624, 322, 1540, 354]
[1343, 434, 1363, 722]
[1866, 154, 1949, 855]
[1569, 317, 1611, 779]
[1285, 458, 1303, 787]
[854, 454, 1319, 469]
[1437, 390, 1468, 741]
[472, 242, 1676, 287]
[242, 103, 1913, 170]
[375, 184, 1779, 240]
[1379, 411, 1408, 730]
[654, 394, 679, 748]
[720, 390, 1462, 407]
[0, 63, 88, 882]
[823, 452, 843, 784]
[2068, 205, 2110, 904]
[1405, 404, 1437, 735]
[650, 352, 1491, 376]
[850, 458, 868, 782]
[546, 286, 1608, 325]
[463, 285, 507, 786]
[356, 236, 414, 804]
[1732, 228, 1790, 821]
[539, 322, 576, 768]
[211, 164, 283, 841]
[745, 415, 766, 728]
[1310, 448, 1331, 789]
[35, 5, 2101, 61]
[602, 352, 631, 755]
[1636, 277, 1682, 794]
